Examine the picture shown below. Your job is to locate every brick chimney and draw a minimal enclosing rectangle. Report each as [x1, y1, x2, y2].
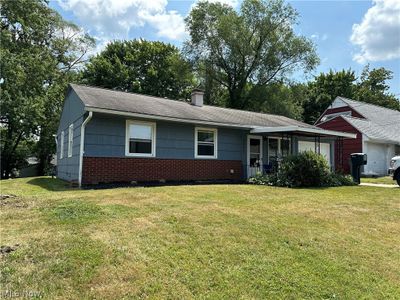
[191, 89, 204, 107]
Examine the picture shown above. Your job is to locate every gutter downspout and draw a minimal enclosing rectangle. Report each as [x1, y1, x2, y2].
[78, 111, 93, 187]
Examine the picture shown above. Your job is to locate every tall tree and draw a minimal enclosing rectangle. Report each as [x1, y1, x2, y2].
[244, 82, 306, 120]
[81, 40, 194, 100]
[302, 69, 357, 124]
[0, 0, 94, 178]
[355, 65, 400, 111]
[184, 0, 319, 109]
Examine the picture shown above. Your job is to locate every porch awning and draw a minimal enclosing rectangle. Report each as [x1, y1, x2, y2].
[250, 126, 356, 139]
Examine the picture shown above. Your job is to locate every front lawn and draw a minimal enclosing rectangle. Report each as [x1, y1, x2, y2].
[1, 177, 399, 299]
[361, 176, 396, 185]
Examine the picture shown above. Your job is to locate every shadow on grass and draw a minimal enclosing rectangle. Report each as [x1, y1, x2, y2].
[27, 177, 75, 192]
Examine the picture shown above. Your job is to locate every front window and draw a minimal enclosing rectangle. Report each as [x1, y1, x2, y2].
[267, 137, 291, 166]
[195, 128, 217, 158]
[268, 138, 279, 165]
[126, 121, 156, 157]
[281, 139, 290, 157]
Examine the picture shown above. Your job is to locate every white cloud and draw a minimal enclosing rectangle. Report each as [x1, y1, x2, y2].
[57, 0, 186, 43]
[310, 33, 328, 41]
[141, 10, 187, 40]
[350, 0, 400, 63]
[87, 36, 111, 57]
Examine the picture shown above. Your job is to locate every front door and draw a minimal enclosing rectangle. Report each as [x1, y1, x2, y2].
[247, 136, 263, 178]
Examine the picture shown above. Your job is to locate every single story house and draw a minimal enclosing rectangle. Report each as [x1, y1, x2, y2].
[57, 84, 355, 186]
[316, 97, 400, 175]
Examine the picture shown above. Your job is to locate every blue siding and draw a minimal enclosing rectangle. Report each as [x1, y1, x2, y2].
[56, 89, 85, 182]
[84, 114, 248, 162]
[84, 115, 125, 157]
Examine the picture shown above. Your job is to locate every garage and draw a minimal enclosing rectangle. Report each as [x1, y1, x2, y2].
[364, 142, 388, 175]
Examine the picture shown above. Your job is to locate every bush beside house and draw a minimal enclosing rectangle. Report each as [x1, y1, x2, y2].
[249, 151, 355, 187]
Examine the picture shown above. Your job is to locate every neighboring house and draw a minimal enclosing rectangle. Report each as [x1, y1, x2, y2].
[316, 97, 400, 175]
[57, 84, 355, 186]
[15, 156, 56, 178]
[17, 157, 39, 178]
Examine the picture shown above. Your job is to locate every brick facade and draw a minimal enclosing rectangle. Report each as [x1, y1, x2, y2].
[82, 157, 243, 184]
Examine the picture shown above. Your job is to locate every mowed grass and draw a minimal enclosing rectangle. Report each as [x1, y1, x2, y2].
[1, 177, 399, 299]
[361, 176, 397, 185]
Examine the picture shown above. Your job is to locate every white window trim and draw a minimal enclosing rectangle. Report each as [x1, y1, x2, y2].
[195, 127, 218, 159]
[247, 135, 263, 167]
[125, 120, 156, 157]
[60, 131, 64, 159]
[68, 124, 73, 158]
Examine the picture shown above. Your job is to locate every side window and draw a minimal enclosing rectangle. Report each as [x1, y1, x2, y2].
[60, 131, 64, 159]
[195, 128, 217, 158]
[126, 121, 156, 157]
[68, 124, 73, 157]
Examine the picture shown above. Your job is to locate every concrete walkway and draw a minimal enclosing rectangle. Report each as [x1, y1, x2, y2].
[359, 183, 399, 188]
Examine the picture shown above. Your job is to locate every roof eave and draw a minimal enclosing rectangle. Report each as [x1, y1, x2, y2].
[85, 106, 254, 129]
[84, 107, 356, 139]
[250, 125, 356, 139]
[363, 135, 400, 145]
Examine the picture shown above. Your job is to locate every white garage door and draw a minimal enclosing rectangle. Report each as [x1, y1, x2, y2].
[298, 141, 331, 167]
[365, 142, 387, 175]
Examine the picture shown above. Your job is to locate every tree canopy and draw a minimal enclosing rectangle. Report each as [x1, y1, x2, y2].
[0, 0, 94, 178]
[81, 40, 194, 100]
[185, 0, 319, 109]
[355, 65, 400, 111]
[302, 69, 357, 124]
[302, 67, 399, 124]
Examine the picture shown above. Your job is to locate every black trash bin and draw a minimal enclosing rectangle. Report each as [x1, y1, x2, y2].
[350, 153, 367, 184]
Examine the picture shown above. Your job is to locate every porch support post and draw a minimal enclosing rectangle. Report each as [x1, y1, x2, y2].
[315, 136, 317, 153]
[290, 134, 294, 155]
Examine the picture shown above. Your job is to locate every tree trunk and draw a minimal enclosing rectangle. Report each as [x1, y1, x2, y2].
[228, 88, 242, 109]
[1, 129, 23, 179]
[227, 82, 247, 109]
[1, 156, 11, 179]
[1, 127, 13, 179]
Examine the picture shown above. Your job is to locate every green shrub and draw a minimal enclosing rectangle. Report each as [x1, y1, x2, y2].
[248, 172, 271, 185]
[249, 151, 356, 188]
[279, 151, 331, 187]
[328, 173, 356, 187]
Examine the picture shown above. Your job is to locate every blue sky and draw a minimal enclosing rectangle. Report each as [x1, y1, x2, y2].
[51, 0, 400, 95]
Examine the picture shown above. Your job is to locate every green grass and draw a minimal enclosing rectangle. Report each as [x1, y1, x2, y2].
[361, 176, 396, 185]
[1, 177, 399, 299]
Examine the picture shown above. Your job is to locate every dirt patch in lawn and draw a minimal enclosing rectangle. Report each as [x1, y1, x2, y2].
[0, 194, 30, 208]
[0, 244, 20, 256]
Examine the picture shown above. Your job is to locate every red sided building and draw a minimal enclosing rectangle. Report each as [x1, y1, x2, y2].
[316, 97, 400, 175]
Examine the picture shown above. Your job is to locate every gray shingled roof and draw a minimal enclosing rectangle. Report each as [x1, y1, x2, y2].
[70, 84, 315, 128]
[338, 97, 400, 144]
